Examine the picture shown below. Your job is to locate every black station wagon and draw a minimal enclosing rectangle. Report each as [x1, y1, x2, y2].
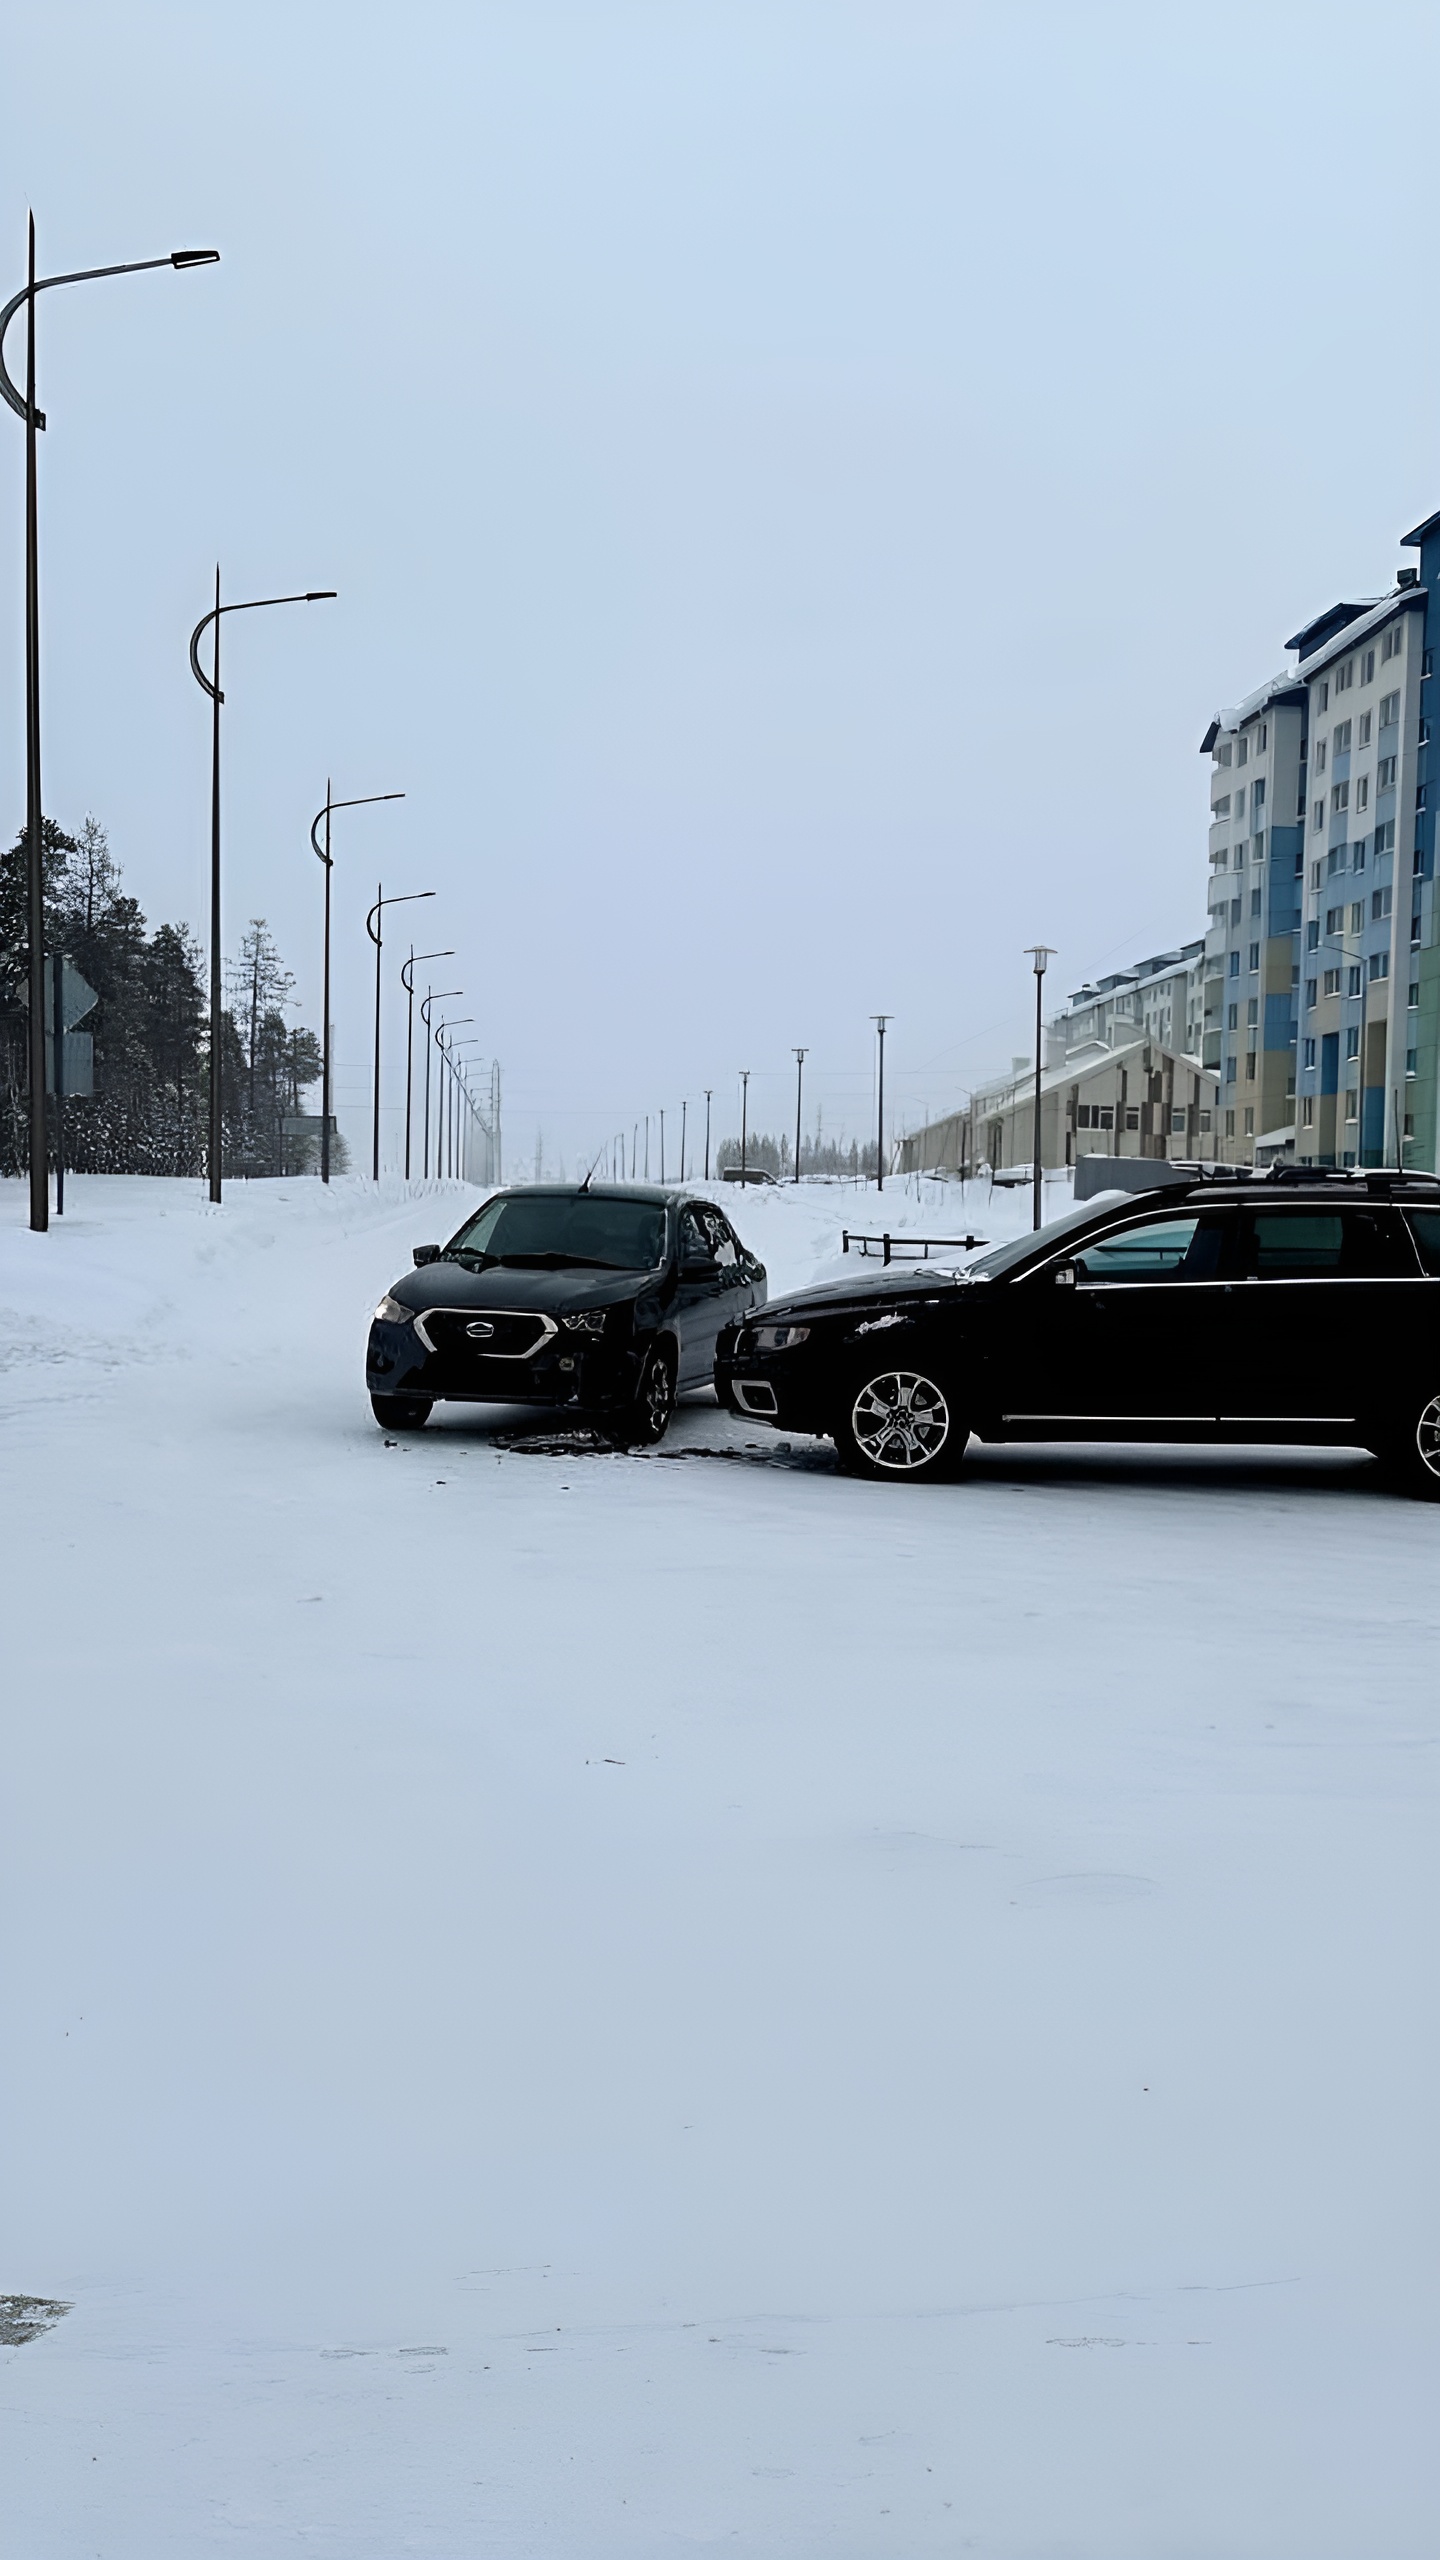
[714, 1170, 1440, 1495]
[367, 1183, 765, 1443]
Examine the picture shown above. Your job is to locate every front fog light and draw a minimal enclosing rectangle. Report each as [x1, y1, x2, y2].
[373, 1293, 413, 1324]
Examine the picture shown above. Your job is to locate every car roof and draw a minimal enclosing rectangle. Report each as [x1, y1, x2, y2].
[487, 1182, 682, 1205]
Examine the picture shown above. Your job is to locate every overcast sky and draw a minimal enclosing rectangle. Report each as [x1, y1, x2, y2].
[6, 1, 1440, 1174]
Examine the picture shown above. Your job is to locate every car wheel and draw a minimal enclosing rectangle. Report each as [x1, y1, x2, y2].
[611, 1344, 677, 1448]
[833, 1365, 965, 1481]
[370, 1393, 432, 1431]
[1380, 1388, 1440, 1499]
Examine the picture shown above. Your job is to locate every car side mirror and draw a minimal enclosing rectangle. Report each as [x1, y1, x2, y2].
[1053, 1261, 1077, 1288]
[413, 1244, 442, 1267]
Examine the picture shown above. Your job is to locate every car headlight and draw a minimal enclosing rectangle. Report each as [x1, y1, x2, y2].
[753, 1322, 810, 1351]
[373, 1293, 414, 1325]
[562, 1308, 610, 1334]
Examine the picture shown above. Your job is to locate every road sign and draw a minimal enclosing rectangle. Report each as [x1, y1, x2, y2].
[43, 954, 98, 1031]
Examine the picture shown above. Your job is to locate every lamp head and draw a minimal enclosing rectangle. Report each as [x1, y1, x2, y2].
[171, 249, 221, 268]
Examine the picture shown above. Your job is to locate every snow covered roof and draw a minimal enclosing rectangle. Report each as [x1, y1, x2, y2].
[1294, 587, 1425, 683]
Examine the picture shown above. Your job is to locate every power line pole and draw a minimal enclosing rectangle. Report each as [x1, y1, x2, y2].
[740, 1070, 749, 1179]
[680, 1097, 687, 1182]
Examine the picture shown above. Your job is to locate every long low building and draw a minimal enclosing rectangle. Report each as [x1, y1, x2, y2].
[897, 1035, 1218, 1176]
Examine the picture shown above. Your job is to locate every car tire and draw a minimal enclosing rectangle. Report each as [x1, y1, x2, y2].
[371, 1393, 433, 1431]
[832, 1364, 966, 1481]
[1377, 1388, 1440, 1499]
[610, 1344, 676, 1449]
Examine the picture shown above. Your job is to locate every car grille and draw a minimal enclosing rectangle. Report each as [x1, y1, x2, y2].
[414, 1307, 557, 1361]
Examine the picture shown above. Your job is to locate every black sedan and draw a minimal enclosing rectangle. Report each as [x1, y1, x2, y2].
[714, 1173, 1440, 1495]
[367, 1184, 765, 1442]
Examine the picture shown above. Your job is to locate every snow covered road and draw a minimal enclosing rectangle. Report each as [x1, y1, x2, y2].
[1, 1177, 1435, 2556]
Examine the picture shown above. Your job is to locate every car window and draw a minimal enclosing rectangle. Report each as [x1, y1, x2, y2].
[679, 1207, 709, 1263]
[1074, 1214, 1202, 1281]
[1406, 1209, 1440, 1275]
[1243, 1208, 1409, 1279]
[706, 1210, 740, 1268]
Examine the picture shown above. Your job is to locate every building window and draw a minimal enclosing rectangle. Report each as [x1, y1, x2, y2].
[1235, 786, 1246, 818]
[1383, 623, 1404, 661]
[1378, 756, 1397, 789]
[1373, 886, 1393, 921]
[1227, 1002, 1238, 1030]
[1125, 1107, 1139, 1131]
[1230, 897, 1243, 925]
[1353, 837, 1367, 870]
[1422, 719, 1432, 746]
[1405, 1111, 1416, 1138]
[1349, 900, 1364, 934]
[1325, 905, 1343, 935]
[1306, 978, 1318, 1008]
[1323, 967, 1342, 996]
[1199, 1109, 1212, 1133]
[1319, 681, 1330, 710]
[1252, 777, 1266, 808]
[1347, 965, 1362, 997]
[1343, 1089, 1358, 1123]
[1250, 888, 1262, 917]
[1359, 710, 1373, 745]
[1346, 1026, 1360, 1060]
[1380, 692, 1400, 727]
[1243, 1108, 1255, 1136]
[1306, 919, 1319, 949]
[1332, 782, 1350, 813]
[1229, 951, 1241, 978]
[1339, 660, 1354, 693]
[1334, 719, 1352, 753]
[1234, 843, 1246, 870]
[1369, 950, 1390, 981]
[1355, 775, 1370, 812]
[1236, 734, 1249, 767]
[1417, 784, 1428, 811]
[1311, 860, 1323, 888]
[1362, 650, 1376, 685]
[1303, 1037, 1316, 1067]
[1245, 1051, 1257, 1081]
[1253, 830, 1266, 860]
[1217, 740, 1233, 767]
[1315, 739, 1328, 774]
[1247, 996, 1259, 1026]
[1407, 1049, 1418, 1078]
[1225, 1109, 1236, 1138]
[1409, 981, 1421, 1009]
[1376, 820, 1395, 855]
[1248, 942, 1260, 971]
[1212, 793, 1231, 820]
[1302, 1095, 1315, 1126]
[1225, 1058, 1237, 1083]
[1313, 800, 1325, 831]
[1169, 1109, 1186, 1134]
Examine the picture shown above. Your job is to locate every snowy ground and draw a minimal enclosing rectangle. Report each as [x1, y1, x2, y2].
[1, 1172, 1435, 2558]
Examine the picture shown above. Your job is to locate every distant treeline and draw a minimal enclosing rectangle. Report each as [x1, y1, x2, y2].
[0, 815, 340, 1179]
[716, 1131, 879, 1178]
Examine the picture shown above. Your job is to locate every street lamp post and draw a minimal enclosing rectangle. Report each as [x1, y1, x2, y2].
[310, 785, 405, 1183]
[1, 223, 218, 1231]
[364, 886, 435, 1180]
[189, 580, 336, 1203]
[420, 990, 462, 1177]
[792, 1047, 807, 1183]
[434, 1018, 473, 1180]
[400, 947, 452, 1180]
[703, 1090, 712, 1181]
[871, 1018, 889, 1192]
[1024, 948, 1056, 1229]
[739, 1071, 750, 1180]
[680, 1099, 687, 1183]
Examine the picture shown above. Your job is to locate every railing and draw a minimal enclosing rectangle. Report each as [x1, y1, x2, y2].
[841, 1229, 988, 1264]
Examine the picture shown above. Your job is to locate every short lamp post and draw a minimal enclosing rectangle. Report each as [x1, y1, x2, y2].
[793, 1047, 807, 1183]
[311, 784, 405, 1183]
[365, 886, 435, 1180]
[1025, 946, 1057, 1229]
[0, 222, 218, 1231]
[872, 1017, 889, 1191]
[739, 1071, 750, 1180]
[703, 1090, 712, 1182]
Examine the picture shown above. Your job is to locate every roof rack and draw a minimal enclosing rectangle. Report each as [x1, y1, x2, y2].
[1168, 1161, 1440, 1194]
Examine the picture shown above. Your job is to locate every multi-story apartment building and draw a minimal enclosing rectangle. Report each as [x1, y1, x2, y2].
[1058, 941, 1207, 1064]
[1203, 510, 1440, 1172]
[1200, 671, 1306, 1162]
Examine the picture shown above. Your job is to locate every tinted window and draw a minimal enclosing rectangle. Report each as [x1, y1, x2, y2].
[705, 1209, 740, 1268]
[1245, 1208, 1409, 1279]
[679, 1207, 709, 1262]
[1073, 1212, 1231, 1282]
[449, 1192, 666, 1270]
[971, 1198, 1128, 1279]
[1404, 1210, 1440, 1275]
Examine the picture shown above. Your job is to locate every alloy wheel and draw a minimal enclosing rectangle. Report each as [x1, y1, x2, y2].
[1417, 1394, 1440, 1481]
[640, 1350, 675, 1440]
[851, 1370, 951, 1472]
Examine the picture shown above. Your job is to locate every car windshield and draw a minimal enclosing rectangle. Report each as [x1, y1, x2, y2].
[445, 1192, 667, 1271]
[965, 1196, 1124, 1279]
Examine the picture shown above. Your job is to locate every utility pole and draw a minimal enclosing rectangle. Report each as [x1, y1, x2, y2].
[703, 1090, 712, 1181]
[660, 1108, 665, 1184]
[871, 1017, 889, 1191]
[740, 1070, 749, 1180]
[792, 1047, 807, 1183]
[1024, 948, 1056, 1229]
[680, 1098, 687, 1182]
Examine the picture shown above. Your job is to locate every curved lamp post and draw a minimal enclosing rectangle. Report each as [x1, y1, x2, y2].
[419, 990, 461, 1178]
[364, 887, 435, 1180]
[435, 1018, 473, 1181]
[1, 221, 218, 1231]
[311, 785, 405, 1182]
[400, 948, 453, 1180]
[449, 1041, 483, 1182]
[190, 581, 336, 1202]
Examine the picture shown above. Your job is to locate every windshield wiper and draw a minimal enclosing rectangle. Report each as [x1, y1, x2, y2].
[492, 1251, 622, 1270]
[445, 1246, 497, 1267]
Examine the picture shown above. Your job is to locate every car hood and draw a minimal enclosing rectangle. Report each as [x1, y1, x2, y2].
[388, 1263, 659, 1317]
[743, 1265, 974, 1326]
